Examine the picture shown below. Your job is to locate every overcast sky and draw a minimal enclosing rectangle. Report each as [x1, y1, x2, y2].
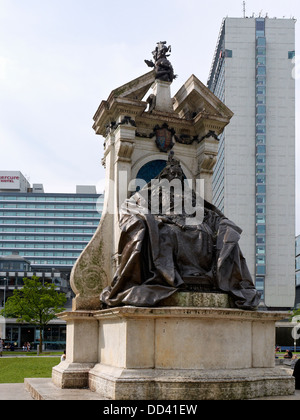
[0, 0, 299, 233]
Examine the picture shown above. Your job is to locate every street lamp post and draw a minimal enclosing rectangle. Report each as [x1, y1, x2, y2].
[1, 278, 8, 340]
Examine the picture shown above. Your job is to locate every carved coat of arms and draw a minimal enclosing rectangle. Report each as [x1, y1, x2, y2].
[154, 124, 175, 153]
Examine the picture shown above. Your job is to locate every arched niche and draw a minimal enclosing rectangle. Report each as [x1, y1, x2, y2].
[132, 154, 193, 185]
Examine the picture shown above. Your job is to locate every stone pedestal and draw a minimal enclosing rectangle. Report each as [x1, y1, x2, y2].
[52, 297, 295, 400]
[151, 80, 174, 113]
[52, 310, 98, 389]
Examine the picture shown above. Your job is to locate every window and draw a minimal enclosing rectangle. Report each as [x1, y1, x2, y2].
[256, 56, 266, 66]
[256, 37, 266, 47]
[256, 125, 266, 134]
[256, 265, 266, 275]
[296, 256, 300, 271]
[288, 51, 295, 60]
[256, 277, 265, 288]
[256, 116, 266, 125]
[256, 255, 266, 265]
[256, 96, 266, 105]
[257, 47, 266, 56]
[256, 165, 266, 174]
[256, 145, 266, 154]
[257, 66, 266, 76]
[255, 277, 265, 300]
[296, 272, 300, 287]
[257, 86, 266, 95]
[257, 156, 266, 165]
[256, 225, 266, 234]
[257, 105, 266, 115]
[256, 215, 266, 224]
[256, 20, 265, 30]
[296, 236, 300, 255]
[256, 236, 266, 245]
[256, 135, 266, 145]
[256, 195, 266, 204]
[256, 175, 266, 184]
[256, 185, 266, 194]
[256, 19, 265, 38]
[256, 246, 266, 255]
[256, 77, 266, 86]
[256, 205, 266, 214]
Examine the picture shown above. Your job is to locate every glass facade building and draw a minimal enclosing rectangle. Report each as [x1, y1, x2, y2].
[208, 17, 296, 309]
[296, 235, 300, 286]
[0, 254, 69, 349]
[0, 191, 103, 271]
[296, 236, 300, 309]
[0, 173, 103, 348]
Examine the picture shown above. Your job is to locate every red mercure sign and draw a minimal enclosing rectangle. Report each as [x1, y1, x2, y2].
[0, 175, 20, 183]
[0, 172, 22, 190]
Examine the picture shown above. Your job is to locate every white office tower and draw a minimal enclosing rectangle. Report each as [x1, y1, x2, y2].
[208, 17, 296, 309]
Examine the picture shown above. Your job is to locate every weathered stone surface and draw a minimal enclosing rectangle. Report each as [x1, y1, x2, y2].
[159, 291, 233, 308]
[151, 80, 174, 112]
[88, 365, 295, 400]
[52, 362, 95, 389]
[70, 213, 113, 310]
[25, 378, 104, 400]
[92, 306, 282, 371]
[52, 307, 294, 400]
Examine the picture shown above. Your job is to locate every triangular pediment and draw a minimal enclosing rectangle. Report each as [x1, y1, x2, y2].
[109, 70, 156, 101]
[173, 74, 233, 120]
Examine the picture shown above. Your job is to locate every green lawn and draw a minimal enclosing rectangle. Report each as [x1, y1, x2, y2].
[0, 357, 60, 383]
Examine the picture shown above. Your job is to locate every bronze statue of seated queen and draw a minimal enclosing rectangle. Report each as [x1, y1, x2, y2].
[101, 153, 261, 310]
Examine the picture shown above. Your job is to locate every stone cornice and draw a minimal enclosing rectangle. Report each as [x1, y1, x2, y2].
[58, 307, 288, 323]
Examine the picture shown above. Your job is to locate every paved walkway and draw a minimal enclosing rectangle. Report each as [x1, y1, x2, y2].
[0, 380, 105, 400]
[0, 383, 34, 400]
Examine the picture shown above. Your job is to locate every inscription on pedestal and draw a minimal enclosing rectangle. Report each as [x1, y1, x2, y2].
[159, 292, 234, 308]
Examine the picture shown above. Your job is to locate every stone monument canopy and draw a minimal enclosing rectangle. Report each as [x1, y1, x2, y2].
[93, 72, 233, 138]
[48, 43, 295, 401]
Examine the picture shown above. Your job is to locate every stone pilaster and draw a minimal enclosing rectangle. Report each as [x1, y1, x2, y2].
[196, 134, 219, 202]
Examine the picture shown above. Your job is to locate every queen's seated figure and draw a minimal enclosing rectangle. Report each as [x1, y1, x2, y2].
[101, 153, 261, 310]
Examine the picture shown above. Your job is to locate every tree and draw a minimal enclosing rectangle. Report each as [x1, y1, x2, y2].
[290, 308, 300, 321]
[293, 308, 300, 318]
[0, 276, 66, 353]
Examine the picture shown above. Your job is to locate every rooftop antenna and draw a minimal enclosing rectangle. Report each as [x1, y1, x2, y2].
[24, 173, 31, 183]
[243, 1, 246, 18]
